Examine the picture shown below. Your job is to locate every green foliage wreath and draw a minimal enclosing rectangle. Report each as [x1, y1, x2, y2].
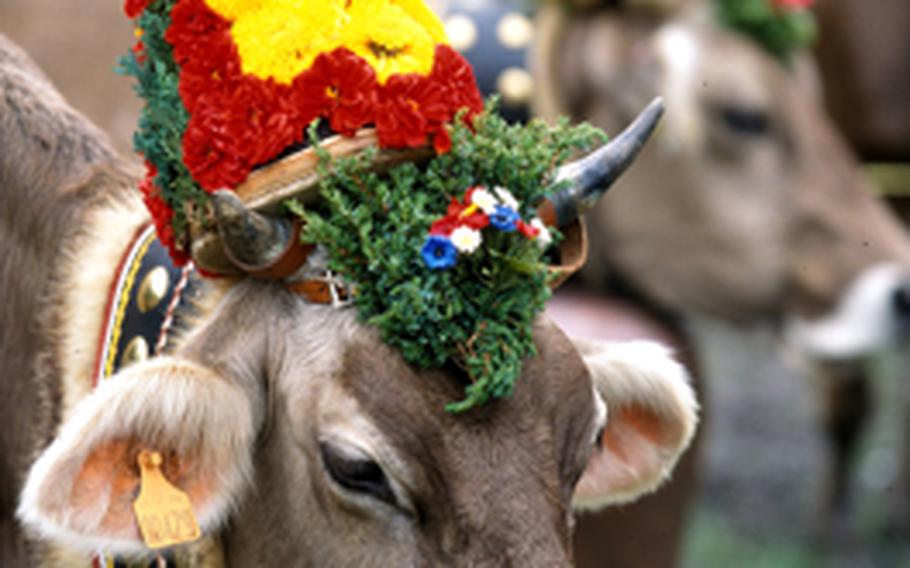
[290, 108, 605, 412]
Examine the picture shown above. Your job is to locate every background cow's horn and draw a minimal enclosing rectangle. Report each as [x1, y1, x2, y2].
[542, 97, 664, 228]
[213, 190, 296, 271]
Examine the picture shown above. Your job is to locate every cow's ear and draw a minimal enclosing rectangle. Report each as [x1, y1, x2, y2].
[18, 358, 257, 556]
[571, 339, 698, 511]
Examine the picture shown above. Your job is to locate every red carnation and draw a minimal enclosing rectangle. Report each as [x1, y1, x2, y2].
[166, 0, 234, 67]
[446, 196, 467, 217]
[432, 127, 452, 154]
[461, 212, 490, 230]
[376, 73, 450, 149]
[124, 0, 152, 18]
[430, 214, 460, 236]
[294, 49, 378, 136]
[232, 77, 307, 164]
[131, 38, 147, 64]
[182, 100, 253, 191]
[430, 45, 484, 121]
[517, 220, 540, 239]
[174, 34, 241, 113]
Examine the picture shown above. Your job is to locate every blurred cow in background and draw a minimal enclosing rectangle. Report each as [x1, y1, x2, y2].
[530, 0, 910, 558]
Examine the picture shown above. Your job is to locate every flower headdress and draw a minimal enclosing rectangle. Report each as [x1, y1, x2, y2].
[715, 0, 817, 63]
[123, 0, 483, 263]
[122, 0, 664, 411]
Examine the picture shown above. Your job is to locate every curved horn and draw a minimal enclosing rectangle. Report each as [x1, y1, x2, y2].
[212, 190, 296, 271]
[543, 97, 665, 228]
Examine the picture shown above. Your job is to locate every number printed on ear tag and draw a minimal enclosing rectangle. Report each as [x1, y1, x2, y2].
[133, 450, 202, 550]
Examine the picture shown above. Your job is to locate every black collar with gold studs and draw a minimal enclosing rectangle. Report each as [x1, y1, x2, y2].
[94, 225, 198, 388]
[92, 225, 196, 567]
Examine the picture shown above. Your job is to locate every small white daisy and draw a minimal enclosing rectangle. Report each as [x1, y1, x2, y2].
[450, 226, 483, 253]
[469, 187, 498, 214]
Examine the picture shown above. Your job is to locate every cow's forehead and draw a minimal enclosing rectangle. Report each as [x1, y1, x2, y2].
[333, 318, 597, 498]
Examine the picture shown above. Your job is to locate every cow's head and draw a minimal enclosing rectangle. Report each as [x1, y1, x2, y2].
[19, 280, 696, 565]
[18, 100, 697, 563]
[534, 1, 910, 359]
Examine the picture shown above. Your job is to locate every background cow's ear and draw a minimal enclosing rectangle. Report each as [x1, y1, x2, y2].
[571, 339, 698, 511]
[18, 358, 258, 556]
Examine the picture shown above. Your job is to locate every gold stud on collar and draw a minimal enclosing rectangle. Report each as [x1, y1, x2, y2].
[497, 67, 534, 105]
[123, 336, 150, 367]
[138, 266, 171, 313]
[497, 12, 534, 50]
[445, 14, 478, 52]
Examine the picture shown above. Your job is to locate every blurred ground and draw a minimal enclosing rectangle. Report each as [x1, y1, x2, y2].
[685, 321, 910, 568]
[2, 2, 910, 567]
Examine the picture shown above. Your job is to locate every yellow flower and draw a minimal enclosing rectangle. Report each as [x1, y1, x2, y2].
[204, 0, 451, 85]
[386, 0, 448, 44]
[204, 0, 266, 21]
[342, 0, 448, 83]
[218, 0, 348, 84]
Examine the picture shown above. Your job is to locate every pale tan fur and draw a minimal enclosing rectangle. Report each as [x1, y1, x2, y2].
[55, 192, 148, 422]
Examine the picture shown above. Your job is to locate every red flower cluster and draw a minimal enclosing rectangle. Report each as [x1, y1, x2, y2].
[430, 195, 490, 236]
[163, 0, 483, 192]
[124, 0, 152, 18]
[377, 46, 483, 154]
[139, 165, 189, 265]
[429, 187, 540, 238]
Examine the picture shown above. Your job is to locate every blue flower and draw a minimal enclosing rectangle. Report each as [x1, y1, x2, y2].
[422, 235, 458, 270]
[489, 205, 519, 232]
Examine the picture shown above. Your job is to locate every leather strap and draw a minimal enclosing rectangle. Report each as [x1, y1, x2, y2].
[286, 278, 350, 305]
[245, 223, 315, 280]
[548, 218, 589, 288]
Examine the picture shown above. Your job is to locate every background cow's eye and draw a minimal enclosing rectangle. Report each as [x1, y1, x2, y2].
[717, 103, 772, 137]
[319, 442, 397, 507]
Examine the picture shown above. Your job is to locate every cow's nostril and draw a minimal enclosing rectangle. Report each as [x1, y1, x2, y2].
[892, 285, 910, 318]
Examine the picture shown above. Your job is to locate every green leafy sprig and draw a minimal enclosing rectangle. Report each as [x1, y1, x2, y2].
[119, 0, 209, 244]
[716, 0, 818, 63]
[291, 107, 605, 412]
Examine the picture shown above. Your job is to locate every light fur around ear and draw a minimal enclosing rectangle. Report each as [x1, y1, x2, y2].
[571, 338, 698, 510]
[18, 357, 257, 557]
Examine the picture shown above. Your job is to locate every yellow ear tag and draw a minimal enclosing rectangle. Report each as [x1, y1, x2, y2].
[133, 450, 202, 550]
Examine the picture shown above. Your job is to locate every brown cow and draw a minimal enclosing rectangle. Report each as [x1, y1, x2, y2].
[533, 0, 910, 563]
[0, 33, 699, 566]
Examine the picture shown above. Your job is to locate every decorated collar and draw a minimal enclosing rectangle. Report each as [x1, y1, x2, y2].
[93, 225, 196, 387]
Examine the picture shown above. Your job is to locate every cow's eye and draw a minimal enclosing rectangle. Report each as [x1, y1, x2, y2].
[718, 104, 771, 137]
[319, 442, 397, 507]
